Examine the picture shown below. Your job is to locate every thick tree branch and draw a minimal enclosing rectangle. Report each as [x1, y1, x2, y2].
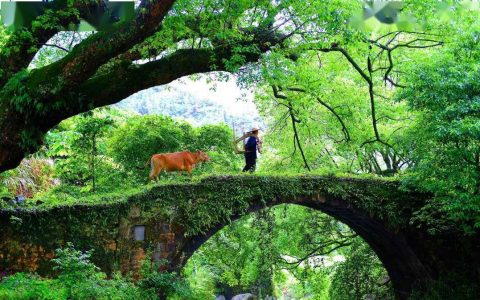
[0, 0, 106, 88]
[0, 0, 176, 172]
[80, 48, 222, 108]
[0, 27, 287, 172]
[23, 0, 176, 97]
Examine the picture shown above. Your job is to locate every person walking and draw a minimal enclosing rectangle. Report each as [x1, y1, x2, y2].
[242, 127, 261, 172]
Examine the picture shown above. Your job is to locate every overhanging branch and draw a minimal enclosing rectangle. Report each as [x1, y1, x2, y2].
[272, 85, 311, 171]
[0, 24, 287, 172]
[25, 0, 177, 95]
[284, 87, 351, 142]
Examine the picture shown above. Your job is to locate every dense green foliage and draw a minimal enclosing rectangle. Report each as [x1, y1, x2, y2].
[329, 239, 392, 299]
[0, 108, 240, 201]
[0, 157, 54, 198]
[248, 1, 480, 234]
[0, 244, 147, 299]
[398, 29, 480, 231]
[2, 0, 480, 299]
[185, 204, 393, 299]
[107, 115, 193, 172]
[0, 243, 196, 300]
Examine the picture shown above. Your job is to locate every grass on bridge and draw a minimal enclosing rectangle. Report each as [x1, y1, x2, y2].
[1, 174, 402, 210]
[1, 174, 421, 236]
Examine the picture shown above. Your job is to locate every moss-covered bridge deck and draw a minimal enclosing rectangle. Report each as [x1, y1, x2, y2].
[0, 176, 478, 299]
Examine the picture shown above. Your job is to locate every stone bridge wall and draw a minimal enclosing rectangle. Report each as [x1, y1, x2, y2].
[0, 176, 478, 299]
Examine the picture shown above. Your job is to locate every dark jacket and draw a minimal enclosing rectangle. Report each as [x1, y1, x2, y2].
[245, 136, 258, 159]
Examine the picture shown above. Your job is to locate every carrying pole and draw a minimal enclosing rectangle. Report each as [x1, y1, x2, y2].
[232, 123, 254, 154]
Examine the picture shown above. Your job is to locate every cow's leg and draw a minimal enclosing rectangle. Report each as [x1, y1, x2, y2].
[148, 173, 156, 182]
[186, 166, 193, 179]
[149, 161, 161, 183]
[148, 164, 156, 182]
[155, 169, 163, 183]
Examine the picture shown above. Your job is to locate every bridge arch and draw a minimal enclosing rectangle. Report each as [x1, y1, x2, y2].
[175, 188, 430, 299]
[1, 176, 477, 300]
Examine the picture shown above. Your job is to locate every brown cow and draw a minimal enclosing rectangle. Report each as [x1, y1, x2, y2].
[140, 150, 210, 181]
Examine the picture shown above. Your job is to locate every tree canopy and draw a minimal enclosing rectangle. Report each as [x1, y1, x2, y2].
[2, 1, 480, 299]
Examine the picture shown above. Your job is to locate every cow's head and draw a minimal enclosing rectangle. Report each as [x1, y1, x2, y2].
[196, 150, 211, 162]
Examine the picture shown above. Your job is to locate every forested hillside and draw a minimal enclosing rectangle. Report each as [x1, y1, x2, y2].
[115, 78, 263, 129]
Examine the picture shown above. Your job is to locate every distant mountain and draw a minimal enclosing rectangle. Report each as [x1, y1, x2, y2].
[115, 80, 263, 133]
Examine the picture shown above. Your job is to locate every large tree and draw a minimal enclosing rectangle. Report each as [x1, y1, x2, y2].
[1, 0, 468, 175]
[1, 0, 337, 172]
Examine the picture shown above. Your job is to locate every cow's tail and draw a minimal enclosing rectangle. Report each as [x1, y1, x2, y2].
[136, 157, 152, 170]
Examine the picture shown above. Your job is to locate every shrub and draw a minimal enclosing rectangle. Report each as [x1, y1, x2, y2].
[0, 243, 146, 300]
[0, 273, 66, 299]
[139, 260, 193, 299]
[1, 157, 55, 198]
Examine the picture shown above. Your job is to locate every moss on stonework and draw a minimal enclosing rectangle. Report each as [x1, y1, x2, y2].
[0, 175, 427, 276]
[1, 175, 424, 233]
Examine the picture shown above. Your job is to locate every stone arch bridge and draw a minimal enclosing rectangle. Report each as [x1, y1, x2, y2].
[0, 176, 478, 299]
